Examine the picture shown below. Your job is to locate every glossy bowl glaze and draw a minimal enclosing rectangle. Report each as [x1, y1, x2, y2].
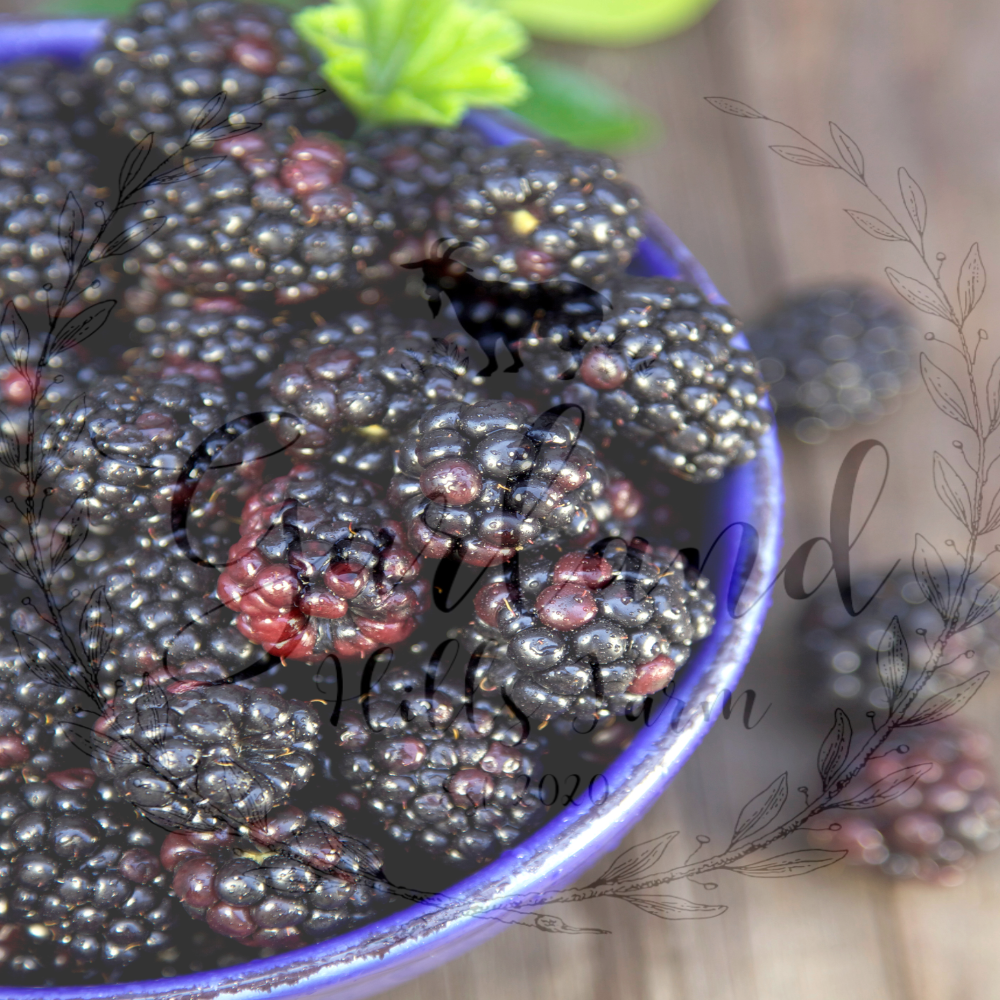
[0, 21, 783, 999]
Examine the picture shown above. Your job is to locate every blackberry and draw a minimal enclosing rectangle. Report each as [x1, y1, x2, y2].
[0, 115, 111, 314]
[161, 804, 386, 947]
[128, 297, 292, 390]
[810, 722, 1000, 886]
[92, 677, 320, 832]
[124, 129, 393, 302]
[746, 284, 915, 443]
[266, 309, 482, 474]
[82, 532, 262, 692]
[217, 465, 427, 662]
[438, 141, 642, 285]
[522, 276, 771, 483]
[89, 0, 353, 155]
[0, 771, 174, 975]
[463, 541, 715, 721]
[336, 666, 545, 862]
[388, 399, 620, 567]
[43, 370, 262, 530]
[799, 570, 998, 715]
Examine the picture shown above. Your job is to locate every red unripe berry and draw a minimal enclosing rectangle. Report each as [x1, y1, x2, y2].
[553, 552, 613, 590]
[172, 857, 218, 910]
[607, 478, 643, 519]
[299, 590, 348, 620]
[0, 736, 29, 768]
[323, 562, 366, 598]
[419, 458, 482, 505]
[255, 564, 300, 611]
[626, 654, 676, 696]
[474, 581, 515, 629]
[47, 768, 95, 791]
[447, 768, 495, 809]
[229, 37, 277, 75]
[207, 901, 257, 939]
[580, 349, 628, 390]
[536, 582, 599, 631]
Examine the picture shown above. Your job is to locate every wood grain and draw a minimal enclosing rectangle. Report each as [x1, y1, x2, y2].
[377, 0, 1000, 997]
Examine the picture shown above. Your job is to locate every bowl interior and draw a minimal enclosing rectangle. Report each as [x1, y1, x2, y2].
[0, 22, 783, 1000]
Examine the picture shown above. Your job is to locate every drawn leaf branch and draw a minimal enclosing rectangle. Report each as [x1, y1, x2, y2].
[986, 356, 1000, 431]
[768, 145, 839, 168]
[898, 167, 927, 234]
[703, 97, 766, 119]
[729, 772, 787, 848]
[728, 849, 846, 878]
[876, 617, 909, 710]
[817, 708, 852, 788]
[587, 831, 679, 887]
[58, 191, 84, 264]
[886, 268, 953, 321]
[919, 353, 974, 428]
[845, 210, 907, 242]
[836, 763, 933, 809]
[932, 452, 973, 529]
[957, 242, 986, 321]
[902, 673, 988, 727]
[617, 894, 726, 920]
[964, 578, 1000, 629]
[829, 123, 864, 177]
[912, 533, 952, 619]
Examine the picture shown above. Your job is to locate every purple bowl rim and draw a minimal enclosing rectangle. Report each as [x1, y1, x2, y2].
[0, 20, 784, 999]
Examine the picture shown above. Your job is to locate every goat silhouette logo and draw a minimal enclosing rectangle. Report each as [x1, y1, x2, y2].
[403, 239, 610, 377]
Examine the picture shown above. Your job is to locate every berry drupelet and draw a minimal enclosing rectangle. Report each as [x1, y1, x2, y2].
[125, 128, 393, 302]
[0, 770, 174, 976]
[92, 677, 320, 832]
[162, 804, 386, 947]
[810, 723, 1000, 886]
[336, 666, 545, 862]
[388, 399, 619, 567]
[746, 284, 914, 443]
[266, 309, 482, 474]
[522, 276, 772, 483]
[437, 141, 643, 286]
[463, 542, 716, 721]
[217, 465, 427, 662]
[43, 370, 261, 530]
[89, 0, 353, 155]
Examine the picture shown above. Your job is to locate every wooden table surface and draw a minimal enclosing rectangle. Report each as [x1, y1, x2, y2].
[3, 1, 995, 996]
[379, 1, 1000, 997]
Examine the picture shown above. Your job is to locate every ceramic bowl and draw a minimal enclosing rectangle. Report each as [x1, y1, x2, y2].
[0, 21, 783, 999]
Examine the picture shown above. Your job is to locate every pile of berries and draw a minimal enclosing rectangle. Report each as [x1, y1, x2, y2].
[0, 0, 780, 985]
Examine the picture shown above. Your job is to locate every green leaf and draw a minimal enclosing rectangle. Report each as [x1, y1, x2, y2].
[294, 0, 529, 127]
[499, 0, 720, 45]
[512, 57, 658, 151]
